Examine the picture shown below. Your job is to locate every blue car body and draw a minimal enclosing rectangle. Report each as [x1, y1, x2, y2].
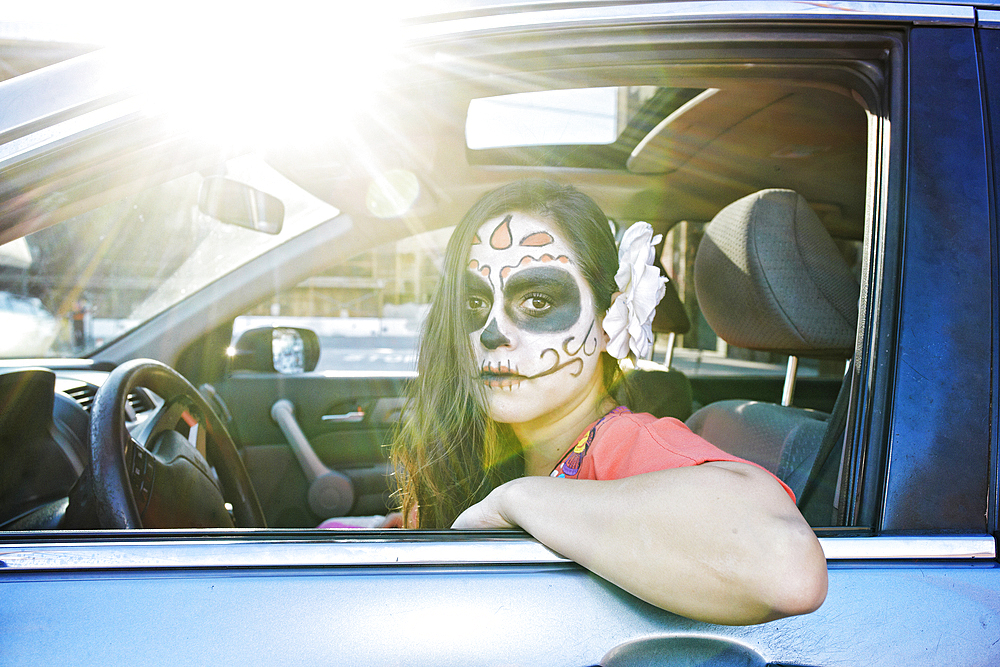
[0, 2, 998, 664]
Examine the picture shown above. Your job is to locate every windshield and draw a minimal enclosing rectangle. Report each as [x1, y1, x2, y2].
[0, 153, 337, 358]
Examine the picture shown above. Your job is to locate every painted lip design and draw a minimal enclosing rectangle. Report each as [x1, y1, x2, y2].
[480, 362, 526, 389]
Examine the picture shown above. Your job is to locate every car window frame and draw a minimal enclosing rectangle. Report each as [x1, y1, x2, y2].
[863, 24, 993, 535]
[974, 13, 1000, 539]
[408, 20, 901, 535]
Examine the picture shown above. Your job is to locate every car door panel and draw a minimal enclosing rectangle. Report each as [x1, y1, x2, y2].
[214, 373, 409, 524]
[1, 536, 998, 667]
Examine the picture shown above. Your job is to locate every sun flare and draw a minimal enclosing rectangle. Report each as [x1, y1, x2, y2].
[94, 4, 407, 147]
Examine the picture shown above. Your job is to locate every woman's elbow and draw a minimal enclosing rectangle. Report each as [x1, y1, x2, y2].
[767, 533, 828, 619]
[774, 562, 827, 619]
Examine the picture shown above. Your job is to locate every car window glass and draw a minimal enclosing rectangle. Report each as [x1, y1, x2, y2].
[0, 154, 336, 358]
[232, 227, 452, 374]
[466, 86, 661, 148]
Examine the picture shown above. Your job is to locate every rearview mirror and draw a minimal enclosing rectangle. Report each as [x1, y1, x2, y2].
[199, 176, 284, 234]
[229, 327, 320, 374]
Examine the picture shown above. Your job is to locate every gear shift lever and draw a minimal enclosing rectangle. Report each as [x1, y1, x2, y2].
[270, 399, 354, 519]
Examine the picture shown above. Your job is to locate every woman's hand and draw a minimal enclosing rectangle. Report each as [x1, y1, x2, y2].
[451, 483, 518, 529]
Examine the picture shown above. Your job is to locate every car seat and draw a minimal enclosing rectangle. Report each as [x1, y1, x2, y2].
[685, 189, 859, 518]
[615, 273, 694, 421]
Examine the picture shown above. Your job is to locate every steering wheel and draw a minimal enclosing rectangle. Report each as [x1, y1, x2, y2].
[88, 359, 266, 528]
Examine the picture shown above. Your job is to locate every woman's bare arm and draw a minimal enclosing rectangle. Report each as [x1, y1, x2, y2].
[451, 461, 827, 625]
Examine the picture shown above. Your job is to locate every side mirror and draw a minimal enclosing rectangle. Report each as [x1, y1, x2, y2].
[229, 327, 320, 374]
[199, 176, 284, 234]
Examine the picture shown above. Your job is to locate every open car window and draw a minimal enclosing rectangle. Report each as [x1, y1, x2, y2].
[0, 20, 895, 537]
[236, 220, 861, 382]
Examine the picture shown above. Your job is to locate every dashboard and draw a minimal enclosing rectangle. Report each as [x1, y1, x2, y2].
[0, 364, 162, 529]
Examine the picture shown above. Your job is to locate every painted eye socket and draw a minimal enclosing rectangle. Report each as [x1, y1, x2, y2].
[467, 295, 490, 311]
[501, 266, 580, 333]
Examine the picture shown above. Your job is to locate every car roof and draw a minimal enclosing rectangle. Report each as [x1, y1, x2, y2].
[0, 0, 957, 249]
[265, 3, 875, 241]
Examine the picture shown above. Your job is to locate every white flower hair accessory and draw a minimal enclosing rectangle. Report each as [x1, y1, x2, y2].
[602, 221, 667, 360]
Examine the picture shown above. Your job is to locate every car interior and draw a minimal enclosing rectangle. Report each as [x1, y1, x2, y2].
[0, 32, 878, 533]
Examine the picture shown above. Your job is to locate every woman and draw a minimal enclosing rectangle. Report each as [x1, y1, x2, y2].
[391, 179, 827, 625]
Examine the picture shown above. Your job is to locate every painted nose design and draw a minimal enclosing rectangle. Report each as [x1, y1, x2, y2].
[480, 317, 511, 349]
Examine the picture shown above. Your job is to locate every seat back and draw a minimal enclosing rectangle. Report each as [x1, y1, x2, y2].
[686, 189, 859, 501]
[616, 273, 694, 420]
[686, 399, 827, 496]
[617, 363, 694, 421]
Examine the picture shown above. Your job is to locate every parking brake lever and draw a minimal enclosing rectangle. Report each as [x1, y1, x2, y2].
[270, 399, 354, 519]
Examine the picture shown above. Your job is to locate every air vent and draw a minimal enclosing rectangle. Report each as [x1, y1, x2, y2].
[127, 389, 155, 415]
[62, 384, 97, 412]
[60, 383, 155, 416]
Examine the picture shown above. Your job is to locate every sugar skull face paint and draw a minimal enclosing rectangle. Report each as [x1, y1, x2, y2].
[466, 212, 606, 425]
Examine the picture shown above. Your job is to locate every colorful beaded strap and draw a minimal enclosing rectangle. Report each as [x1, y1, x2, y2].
[550, 406, 630, 478]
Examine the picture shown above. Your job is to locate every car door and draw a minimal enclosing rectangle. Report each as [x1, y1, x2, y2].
[207, 240, 437, 526]
[3, 4, 1000, 667]
[113, 8, 1000, 664]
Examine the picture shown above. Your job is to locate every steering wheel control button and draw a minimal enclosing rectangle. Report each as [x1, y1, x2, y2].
[128, 445, 154, 512]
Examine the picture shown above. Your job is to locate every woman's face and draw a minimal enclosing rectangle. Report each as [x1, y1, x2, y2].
[465, 212, 606, 425]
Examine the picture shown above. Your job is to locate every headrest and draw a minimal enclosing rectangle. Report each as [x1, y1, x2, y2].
[651, 273, 690, 334]
[694, 189, 859, 357]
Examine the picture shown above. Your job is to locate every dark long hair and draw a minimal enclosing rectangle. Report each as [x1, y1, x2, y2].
[391, 179, 620, 528]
